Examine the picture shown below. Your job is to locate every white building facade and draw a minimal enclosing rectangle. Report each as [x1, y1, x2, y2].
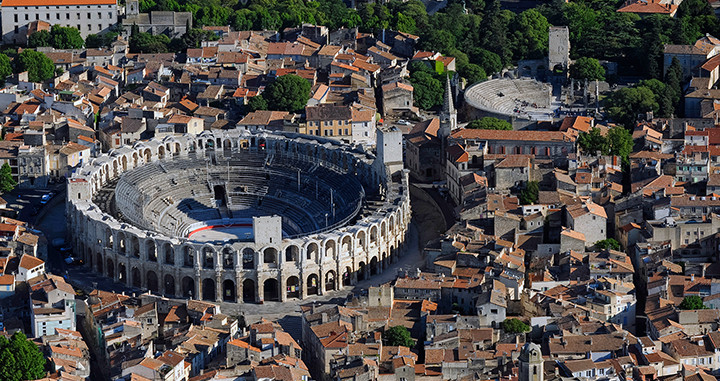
[1, 0, 118, 44]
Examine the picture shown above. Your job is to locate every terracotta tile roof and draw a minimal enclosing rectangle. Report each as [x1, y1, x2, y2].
[561, 228, 586, 241]
[452, 128, 574, 142]
[618, 0, 677, 15]
[496, 155, 530, 168]
[19, 255, 43, 270]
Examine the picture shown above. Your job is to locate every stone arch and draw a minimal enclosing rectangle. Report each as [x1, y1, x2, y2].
[324, 240, 336, 259]
[358, 261, 367, 281]
[118, 263, 126, 283]
[182, 276, 195, 298]
[356, 230, 366, 250]
[183, 246, 195, 268]
[202, 246, 215, 269]
[307, 274, 319, 296]
[130, 236, 140, 258]
[325, 270, 336, 291]
[370, 225, 378, 245]
[147, 271, 159, 293]
[96, 252, 103, 273]
[242, 248, 255, 269]
[143, 148, 151, 163]
[263, 278, 278, 301]
[117, 231, 126, 255]
[132, 267, 141, 288]
[370, 256, 378, 276]
[202, 278, 216, 301]
[341, 235, 352, 255]
[381, 221, 387, 240]
[104, 229, 113, 249]
[343, 266, 352, 286]
[263, 247, 278, 265]
[222, 247, 235, 269]
[132, 152, 139, 167]
[112, 160, 118, 178]
[164, 274, 175, 296]
[146, 239, 157, 262]
[306, 242, 318, 262]
[243, 279, 255, 302]
[223, 279, 236, 302]
[286, 276, 299, 299]
[121, 155, 128, 171]
[106, 258, 114, 278]
[285, 245, 299, 262]
[158, 145, 166, 160]
[164, 243, 174, 265]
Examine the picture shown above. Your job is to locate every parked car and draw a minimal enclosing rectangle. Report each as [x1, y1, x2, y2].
[40, 194, 51, 204]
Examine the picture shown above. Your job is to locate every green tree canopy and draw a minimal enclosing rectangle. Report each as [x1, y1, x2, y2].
[595, 238, 620, 251]
[0, 332, 46, 381]
[0, 163, 16, 193]
[246, 94, 268, 112]
[520, 181, 539, 205]
[0, 54, 12, 85]
[50, 25, 84, 49]
[85, 32, 119, 49]
[409, 71, 443, 110]
[385, 325, 414, 347]
[16, 50, 54, 83]
[570, 57, 605, 81]
[130, 31, 170, 53]
[469, 48, 503, 75]
[606, 86, 658, 128]
[467, 117, 512, 130]
[502, 318, 530, 333]
[577, 127, 608, 155]
[509, 9, 550, 60]
[606, 127, 634, 159]
[459, 63, 487, 85]
[263, 74, 311, 113]
[28, 30, 51, 48]
[679, 295, 707, 310]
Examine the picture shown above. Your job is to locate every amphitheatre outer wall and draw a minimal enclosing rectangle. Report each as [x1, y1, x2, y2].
[66, 129, 411, 303]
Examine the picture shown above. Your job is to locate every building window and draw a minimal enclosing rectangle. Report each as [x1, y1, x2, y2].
[14, 14, 17, 22]
[24, 14, 28, 20]
[98, 12, 101, 18]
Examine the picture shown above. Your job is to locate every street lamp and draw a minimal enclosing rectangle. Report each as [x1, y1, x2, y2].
[325, 213, 328, 227]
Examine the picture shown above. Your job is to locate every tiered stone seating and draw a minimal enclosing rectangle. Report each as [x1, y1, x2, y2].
[107, 149, 365, 239]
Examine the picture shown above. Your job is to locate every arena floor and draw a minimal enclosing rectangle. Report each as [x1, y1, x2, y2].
[188, 224, 254, 242]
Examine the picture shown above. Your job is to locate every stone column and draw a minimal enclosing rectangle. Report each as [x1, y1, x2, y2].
[175, 269, 182, 297]
[235, 270, 243, 303]
[279, 275, 286, 302]
[215, 274, 223, 302]
[195, 271, 202, 300]
[257, 277, 264, 303]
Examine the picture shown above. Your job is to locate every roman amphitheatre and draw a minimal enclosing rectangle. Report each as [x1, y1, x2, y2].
[66, 129, 410, 303]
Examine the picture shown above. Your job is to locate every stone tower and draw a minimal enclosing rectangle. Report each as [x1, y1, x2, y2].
[439, 74, 456, 140]
[519, 343, 544, 381]
[548, 26, 570, 72]
[126, 0, 140, 16]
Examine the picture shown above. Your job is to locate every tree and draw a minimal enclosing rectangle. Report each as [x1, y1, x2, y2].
[570, 57, 605, 81]
[502, 318, 530, 333]
[0, 332, 46, 381]
[606, 86, 658, 128]
[49, 25, 84, 49]
[28, 30, 51, 48]
[509, 9, 550, 60]
[467, 117, 512, 130]
[469, 48, 503, 75]
[130, 31, 170, 53]
[0, 163, 16, 193]
[595, 238, 620, 251]
[679, 295, 708, 310]
[182, 28, 219, 50]
[16, 50, 54, 83]
[246, 94, 268, 112]
[606, 127, 634, 159]
[459, 63, 487, 85]
[520, 181, 539, 205]
[263, 74, 311, 113]
[409, 71, 443, 110]
[85, 32, 119, 49]
[0, 54, 12, 85]
[385, 326, 414, 348]
[665, 57, 684, 116]
[577, 127, 608, 155]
